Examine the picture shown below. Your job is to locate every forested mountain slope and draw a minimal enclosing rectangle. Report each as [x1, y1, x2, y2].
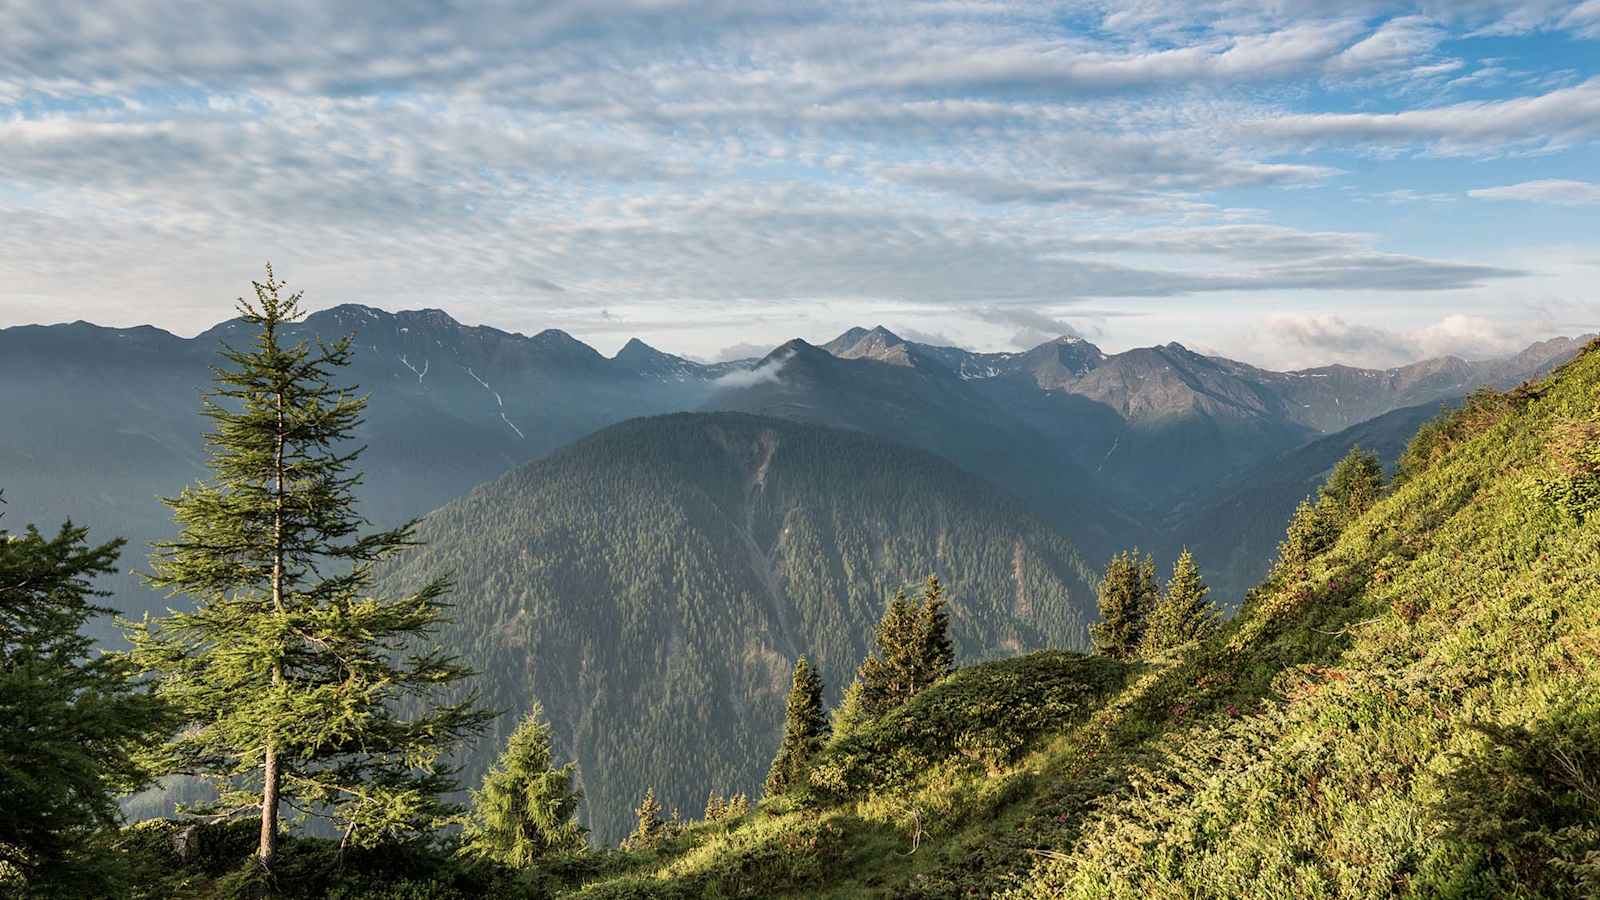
[560, 341, 1600, 898]
[369, 412, 1098, 842]
[706, 340, 1135, 564]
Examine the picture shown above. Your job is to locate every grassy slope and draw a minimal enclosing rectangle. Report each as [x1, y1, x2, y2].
[560, 345, 1600, 898]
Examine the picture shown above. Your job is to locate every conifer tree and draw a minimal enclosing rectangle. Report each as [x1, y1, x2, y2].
[913, 575, 956, 688]
[1319, 447, 1385, 526]
[1141, 548, 1220, 654]
[703, 791, 726, 822]
[853, 576, 957, 718]
[1090, 550, 1157, 659]
[853, 588, 921, 717]
[621, 787, 665, 851]
[764, 656, 829, 797]
[1, 503, 172, 893]
[1276, 497, 1337, 573]
[460, 703, 586, 866]
[126, 266, 491, 869]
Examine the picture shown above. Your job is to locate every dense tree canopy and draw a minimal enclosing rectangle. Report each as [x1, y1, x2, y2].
[368, 412, 1096, 840]
[461, 703, 586, 866]
[0, 508, 170, 895]
[1090, 550, 1157, 659]
[764, 657, 829, 797]
[853, 576, 958, 719]
[1141, 548, 1219, 654]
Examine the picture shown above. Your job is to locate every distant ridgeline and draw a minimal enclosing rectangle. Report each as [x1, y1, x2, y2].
[0, 306, 1584, 644]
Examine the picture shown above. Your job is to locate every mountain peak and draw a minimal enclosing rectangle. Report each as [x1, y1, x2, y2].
[616, 337, 662, 357]
[825, 324, 916, 367]
[821, 327, 870, 355]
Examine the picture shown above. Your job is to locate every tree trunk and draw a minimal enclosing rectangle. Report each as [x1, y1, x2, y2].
[258, 741, 280, 868]
[259, 356, 287, 870]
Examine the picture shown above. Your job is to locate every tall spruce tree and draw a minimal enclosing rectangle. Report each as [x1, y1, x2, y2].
[621, 788, 666, 851]
[1319, 447, 1385, 527]
[1, 501, 171, 894]
[461, 703, 586, 866]
[1141, 548, 1220, 654]
[1090, 550, 1157, 659]
[1276, 497, 1337, 573]
[126, 266, 491, 869]
[913, 575, 956, 689]
[853, 588, 920, 718]
[764, 657, 829, 797]
[853, 576, 956, 719]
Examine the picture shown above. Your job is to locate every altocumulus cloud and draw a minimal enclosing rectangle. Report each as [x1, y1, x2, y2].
[0, 0, 1594, 363]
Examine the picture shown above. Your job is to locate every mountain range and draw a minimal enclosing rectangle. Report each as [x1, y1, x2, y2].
[1, 305, 1586, 636]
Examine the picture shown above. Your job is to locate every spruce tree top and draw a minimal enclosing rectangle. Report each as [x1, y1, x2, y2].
[461, 702, 586, 866]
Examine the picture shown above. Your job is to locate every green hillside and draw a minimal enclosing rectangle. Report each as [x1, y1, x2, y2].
[529, 341, 1600, 896]
[369, 412, 1098, 843]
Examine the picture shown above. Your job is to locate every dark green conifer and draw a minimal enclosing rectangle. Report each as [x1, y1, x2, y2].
[1276, 497, 1338, 573]
[703, 791, 726, 822]
[1090, 550, 1158, 659]
[1141, 548, 1220, 654]
[913, 575, 956, 688]
[853, 576, 957, 718]
[853, 588, 921, 717]
[621, 787, 665, 851]
[764, 657, 829, 797]
[0, 503, 172, 894]
[460, 703, 586, 866]
[1319, 447, 1385, 526]
[125, 266, 491, 869]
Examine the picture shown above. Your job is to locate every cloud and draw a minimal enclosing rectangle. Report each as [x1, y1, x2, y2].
[711, 341, 774, 363]
[1326, 16, 1446, 77]
[1262, 312, 1530, 368]
[1469, 179, 1600, 206]
[1255, 77, 1600, 153]
[712, 350, 791, 388]
[972, 307, 1090, 349]
[1055, 224, 1372, 259]
[896, 327, 962, 348]
[1262, 314, 1416, 365]
[0, 0, 1585, 362]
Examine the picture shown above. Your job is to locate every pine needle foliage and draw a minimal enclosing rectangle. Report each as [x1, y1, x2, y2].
[125, 266, 491, 869]
[0, 508, 171, 895]
[853, 576, 957, 718]
[1274, 497, 1337, 574]
[1318, 446, 1385, 527]
[764, 657, 829, 797]
[1141, 548, 1219, 654]
[460, 702, 586, 866]
[1089, 550, 1157, 659]
[620, 788, 666, 851]
[1276, 448, 1385, 576]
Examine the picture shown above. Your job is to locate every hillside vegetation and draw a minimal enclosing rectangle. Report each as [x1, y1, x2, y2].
[508, 338, 1600, 896]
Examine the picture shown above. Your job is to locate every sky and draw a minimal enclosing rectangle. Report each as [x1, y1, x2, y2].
[2, 1, 1599, 370]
